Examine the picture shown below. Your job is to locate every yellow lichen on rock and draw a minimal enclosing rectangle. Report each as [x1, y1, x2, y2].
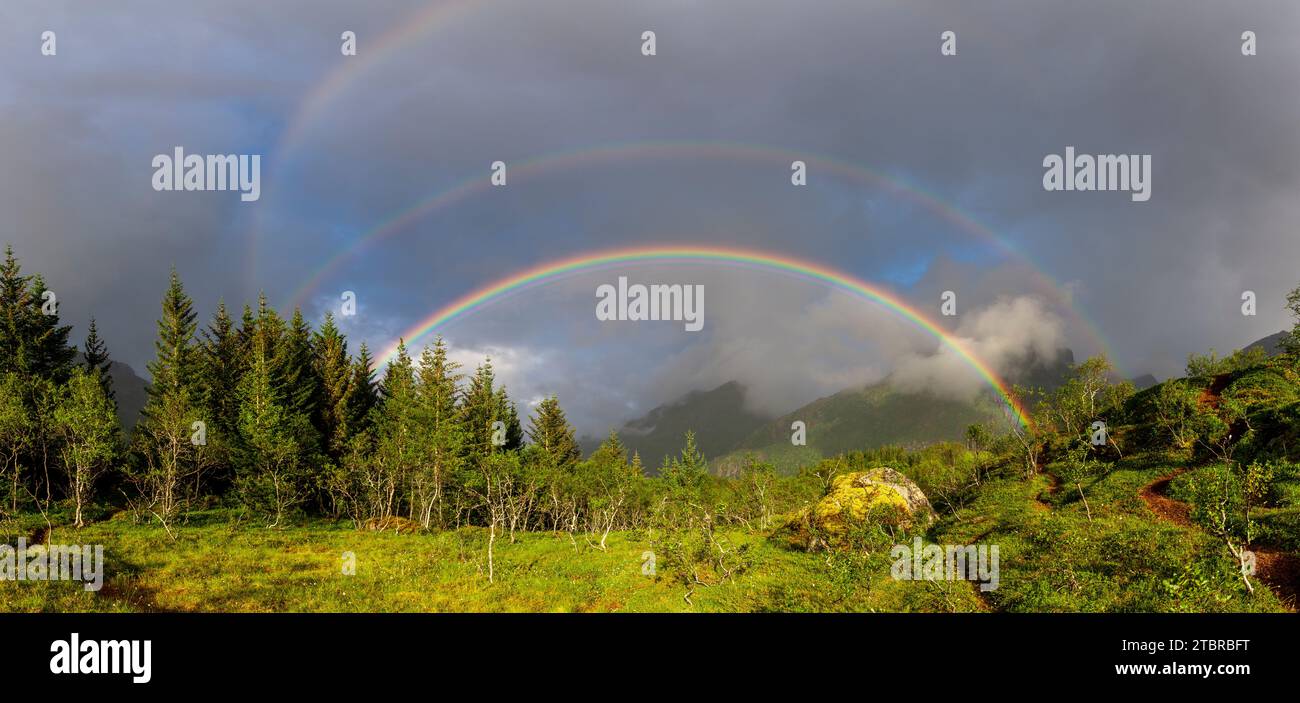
[813, 475, 912, 536]
[784, 467, 934, 550]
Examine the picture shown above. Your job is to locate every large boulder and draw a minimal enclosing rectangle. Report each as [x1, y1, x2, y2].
[787, 468, 934, 550]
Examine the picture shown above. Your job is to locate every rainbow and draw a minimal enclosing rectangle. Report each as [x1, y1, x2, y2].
[289, 141, 1045, 308]
[280, 139, 1117, 368]
[259, 0, 1118, 368]
[278, 0, 486, 153]
[375, 245, 1034, 429]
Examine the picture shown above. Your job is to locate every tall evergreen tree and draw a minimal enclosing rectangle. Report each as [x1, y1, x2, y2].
[379, 340, 416, 399]
[234, 317, 307, 526]
[237, 303, 257, 365]
[416, 337, 461, 427]
[663, 430, 708, 490]
[82, 317, 114, 404]
[461, 359, 501, 460]
[0, 246, 76, 382]
[413, 338, 464, 527]
[278, 308, 319, 421]
[196, 301, 242, 436]
[370, 340, 427, 521]
[527, 396, 579, 469]
[145, 268, 197, 407]
[311, 313, 353, 459]
[132, 269, 211, 522]
[252, 292, 284, 355]
[495, 386, 523, 451]
[0, 246, 29, 379]
[26, 274, 76, 383]
[345, 342, 378, 434]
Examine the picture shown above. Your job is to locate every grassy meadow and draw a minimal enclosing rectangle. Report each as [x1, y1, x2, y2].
[3, 448, 1292, 613]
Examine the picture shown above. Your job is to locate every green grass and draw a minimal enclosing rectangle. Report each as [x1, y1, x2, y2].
[929, 455, 1287, 613]
[0, 512, 985, 613]
[2, 451, 1290, 612]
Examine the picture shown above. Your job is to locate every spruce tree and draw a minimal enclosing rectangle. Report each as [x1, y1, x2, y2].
[0, 246, 75, 382]
[82, 317, 115, 404]
[237, 303, 256, 365]
[252, 292, 284, 357]
[495, 386, 524, 451]
[417, 337, 461, 427]
[0, 249, 77, 508]
[311, 313, 353, 459]
[346, 342, 378, 433]
[413, 337, 464, 527]
[278, 308, 318, 421]
[371, 340, 428, 520]
[234, 319, 306, 526]
[380, 340, 416, 399]
[527, 396, 579, 469]
[589, 430, 627, 466]
[26, 275, 76, 383]
[145, 268, 197, 406]
[198, 302, 244, 429]
[663, 430, 708, 491]
[132, 269, 209, 522]
[0, 246, 29, 378]
[461, 360, 501, 460]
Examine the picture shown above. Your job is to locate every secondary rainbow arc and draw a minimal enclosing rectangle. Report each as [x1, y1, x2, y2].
[272, 140, 1117, 370]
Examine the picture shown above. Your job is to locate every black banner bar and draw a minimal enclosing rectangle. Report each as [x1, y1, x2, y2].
[1, 613, 1290, 691]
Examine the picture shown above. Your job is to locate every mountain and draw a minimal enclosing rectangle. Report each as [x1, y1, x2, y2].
[81, 357, 149, 432]
[1245, 330, 1289, 356]
[1100, 330, 1290, 393]
[1129, 374, 1158, 390]
[1009, 346, 1075, 390]
[715, 383, 1007, 474]
[714, 346, 1078, 474]
[107, 360, 149, 431]
[77, 356, 149, 428]
[584, 381, 772, 473]
[586, 347, 1080, 475]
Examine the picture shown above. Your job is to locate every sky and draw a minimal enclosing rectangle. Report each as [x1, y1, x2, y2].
[2, 0, 1298, 434]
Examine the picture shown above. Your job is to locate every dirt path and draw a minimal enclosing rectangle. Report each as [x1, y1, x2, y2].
[1252, 550, 1300, 610]
[1032, 471, 1062, 511]
[1138, 469, 1192, 527]
[1139, 467, 1298, 611]
[1196, 373, 1232, 409]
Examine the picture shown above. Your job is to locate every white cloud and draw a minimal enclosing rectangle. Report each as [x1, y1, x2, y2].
[891, 296, 1066, 399]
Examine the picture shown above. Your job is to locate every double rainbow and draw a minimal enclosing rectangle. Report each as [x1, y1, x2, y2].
[374, 245, 1033, 429]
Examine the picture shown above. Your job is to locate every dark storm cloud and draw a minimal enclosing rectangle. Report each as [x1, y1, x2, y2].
[2, 0, 1297, 433]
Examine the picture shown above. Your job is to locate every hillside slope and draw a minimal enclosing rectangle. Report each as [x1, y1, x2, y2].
[589, 381, 772, 472]
[716, 383, 1007, 473]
